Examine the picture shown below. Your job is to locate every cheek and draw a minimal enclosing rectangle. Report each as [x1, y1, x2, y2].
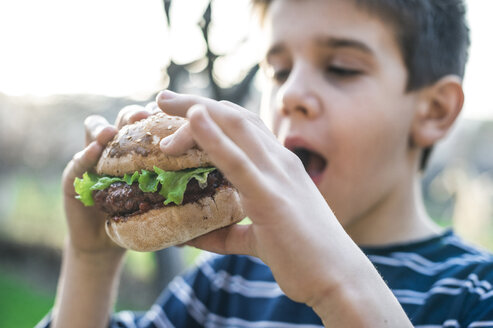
[322, 118, 407, 224]
[330, 98, 412, 181]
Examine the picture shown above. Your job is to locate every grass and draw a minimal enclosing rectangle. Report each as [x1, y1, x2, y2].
[0, 271, 54, 328]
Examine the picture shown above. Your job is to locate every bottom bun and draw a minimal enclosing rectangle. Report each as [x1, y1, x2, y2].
[105, 186, 244, 252]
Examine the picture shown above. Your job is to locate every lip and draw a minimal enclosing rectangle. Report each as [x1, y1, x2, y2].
[284, 135, 312, 151]
[283, 135, 327, 186]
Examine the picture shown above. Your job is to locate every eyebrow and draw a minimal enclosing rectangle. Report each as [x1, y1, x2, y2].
[317, 37, 374, 55]
[265, 36, 374, 61]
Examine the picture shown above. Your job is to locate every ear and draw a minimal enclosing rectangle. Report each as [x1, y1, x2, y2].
[411, 75, 464, 148]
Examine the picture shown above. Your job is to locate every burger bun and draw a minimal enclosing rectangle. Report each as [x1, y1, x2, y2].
[97, 112, 245, 252]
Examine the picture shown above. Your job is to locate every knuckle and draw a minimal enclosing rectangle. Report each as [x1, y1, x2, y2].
[218, 100, 253, 123]
[228, 112, 246, 130]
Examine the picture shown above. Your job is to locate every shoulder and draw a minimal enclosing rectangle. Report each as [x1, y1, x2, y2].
[365, 230, 493, 326]
[423, 234, 493, 326]
[366, 230, 493, 293]
[366, 230, 493, 275]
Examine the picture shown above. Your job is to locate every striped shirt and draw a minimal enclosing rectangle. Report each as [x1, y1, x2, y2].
[37, 230, 493, 327]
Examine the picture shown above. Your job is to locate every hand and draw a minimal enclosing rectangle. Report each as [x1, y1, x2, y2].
[156, 90, 354, 306]
[62, 105, 152, 255]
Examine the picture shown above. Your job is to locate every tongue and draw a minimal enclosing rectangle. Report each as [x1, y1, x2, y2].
[306, 152, 326, 177]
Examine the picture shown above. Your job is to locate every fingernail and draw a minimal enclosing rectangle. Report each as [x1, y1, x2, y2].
[160, 135, 173, 149]
[157, 90, 177, 101]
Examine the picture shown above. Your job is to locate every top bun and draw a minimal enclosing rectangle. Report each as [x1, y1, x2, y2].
[96, 113, 213, 176]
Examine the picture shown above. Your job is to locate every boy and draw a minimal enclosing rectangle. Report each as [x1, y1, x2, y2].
[38, 0, 493, 327]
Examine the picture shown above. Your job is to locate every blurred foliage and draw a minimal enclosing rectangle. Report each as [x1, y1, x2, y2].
[0, 271, 54, 328]
[0, 174, 65, 248]
[125, 251, 158, 282]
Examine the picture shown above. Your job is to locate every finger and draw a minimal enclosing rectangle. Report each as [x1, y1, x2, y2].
[159, 92, 285, 176]
[186, 224, 254, 256]
[156, 90, 218, 117]
[219, 99, 274, 135]
[71, 141, 102, 178]
[63, 141, 103, 195]
[218, 100, 247, 111]
[145, 101, 161, 114]
[157, 91, 275, 141]
[84, 115, 117, 146]
[114, 105, 151, 129]
[193, 103, 281, 173]
[159, 122, 197, 156]
[187, 104, 264, 199]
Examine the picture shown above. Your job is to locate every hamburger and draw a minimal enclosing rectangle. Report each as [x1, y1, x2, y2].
[74, 113, 245, 252]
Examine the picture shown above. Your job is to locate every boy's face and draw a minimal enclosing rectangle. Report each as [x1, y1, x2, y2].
[262, 0, 420, 228]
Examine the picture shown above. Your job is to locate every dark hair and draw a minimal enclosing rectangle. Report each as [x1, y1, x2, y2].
[252, 0, 470, 170]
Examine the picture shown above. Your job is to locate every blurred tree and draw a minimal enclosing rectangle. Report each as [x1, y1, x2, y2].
[160, 0, 259, 104]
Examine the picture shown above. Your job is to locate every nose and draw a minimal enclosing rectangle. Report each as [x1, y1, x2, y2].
[276, 64, 322, 119]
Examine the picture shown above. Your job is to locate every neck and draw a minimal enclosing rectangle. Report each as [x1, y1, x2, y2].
[345, 173, 442, 247]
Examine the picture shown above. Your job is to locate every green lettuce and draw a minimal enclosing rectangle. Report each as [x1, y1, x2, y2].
[154, 167, 216, 205]
[74, 166, 216, 207]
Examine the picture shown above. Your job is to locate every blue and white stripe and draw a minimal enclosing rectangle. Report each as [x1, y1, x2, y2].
[37, 230, 493, 327]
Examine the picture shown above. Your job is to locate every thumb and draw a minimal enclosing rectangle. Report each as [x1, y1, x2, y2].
[186, 223, 254, 257]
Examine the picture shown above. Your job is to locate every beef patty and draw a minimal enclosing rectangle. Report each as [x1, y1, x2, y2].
[93, 170, 228, 218]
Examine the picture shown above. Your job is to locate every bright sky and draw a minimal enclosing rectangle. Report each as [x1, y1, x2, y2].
[0, 0, 491, 119]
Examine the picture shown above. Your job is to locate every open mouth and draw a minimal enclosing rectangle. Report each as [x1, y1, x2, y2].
[292, 147, 327, 183]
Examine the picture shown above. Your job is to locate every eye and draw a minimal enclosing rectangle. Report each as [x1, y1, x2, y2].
[272, 69, 291, 83]
[326, 66, 362, 77]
